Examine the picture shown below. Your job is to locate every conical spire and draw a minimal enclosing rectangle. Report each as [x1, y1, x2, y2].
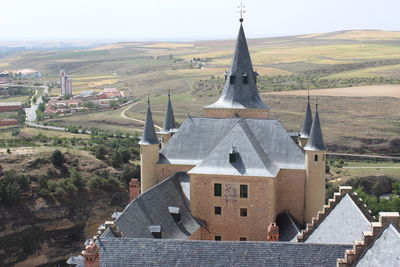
[206, 22, 269, 109]
[300, 95, 313, 138]
[161, 91, 176, 133]
[139, 98, 159, 145]
[304, 104, 327, 151]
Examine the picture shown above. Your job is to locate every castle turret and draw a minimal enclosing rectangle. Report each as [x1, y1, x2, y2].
[203, 20, 270, 119]
[159, 92, 176, 145]
[303, 104, 327, 224]
[139, 99, 160, 193]
[299, 95, 313, 147]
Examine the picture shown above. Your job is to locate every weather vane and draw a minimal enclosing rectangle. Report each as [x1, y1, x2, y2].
[238, 1, 246, 22]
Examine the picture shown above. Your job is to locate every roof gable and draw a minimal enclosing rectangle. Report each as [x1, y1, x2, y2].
[355, 224, 400, 267]
[189, 120, 278, 177]
[305, 194, 371, 245]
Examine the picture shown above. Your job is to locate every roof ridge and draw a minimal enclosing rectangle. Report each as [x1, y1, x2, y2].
[238, 120, 279, 175]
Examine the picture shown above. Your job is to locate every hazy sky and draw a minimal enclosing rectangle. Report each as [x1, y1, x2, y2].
[0, 0, 399, 41]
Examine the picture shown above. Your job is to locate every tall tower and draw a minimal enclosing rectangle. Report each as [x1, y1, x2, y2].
[203, 20, 270, 119]
[299, 95, 313, 148]
[303, 104, 327, 224]
[65, 77, 73, 98]
[159, 91, 176, 145]
[139, 99, 160, 193]
[60, 70, 66, 96]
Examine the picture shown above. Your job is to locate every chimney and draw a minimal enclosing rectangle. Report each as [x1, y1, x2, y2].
[168, 206, 181, 223]
[82, 241, 99, 267]
[149, 225, 162, 239]
[267, 223, 279, 241]
[129, 178, 141, 202]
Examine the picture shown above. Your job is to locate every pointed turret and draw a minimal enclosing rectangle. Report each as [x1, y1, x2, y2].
[298, 96, 313, 147]
[203, 20, 270, 119]
[139, 97, 160, 193]
[139, 99, 159, 145]
[161, 92, 176, 133]
[303, 103, 326, 224]
[159, 92, 176, 145]
[304, 105, 327, 151]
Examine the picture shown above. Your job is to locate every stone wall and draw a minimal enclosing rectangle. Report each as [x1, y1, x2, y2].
[190, 173, 276, 241]
[158, 164, 195, 182]
[276, 169, 306, 225]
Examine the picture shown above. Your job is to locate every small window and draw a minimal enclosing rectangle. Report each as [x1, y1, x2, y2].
[240, 237, 247, 241]
[315, 155, 319, 162]
[242, 73, 248, 84]
[240, 184, 248, 198]
[215, 236, 222, 241]
[214, 183, 222, 197]
[229, 75, 236, 84]
[214, 206, 221, 215]
[229, 151, 237, 163]
[240, 208, 248, 217]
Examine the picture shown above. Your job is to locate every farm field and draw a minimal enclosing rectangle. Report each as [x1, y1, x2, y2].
[266, 85, 400, 98]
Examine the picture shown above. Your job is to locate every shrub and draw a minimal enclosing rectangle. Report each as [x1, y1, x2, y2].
[69, 167, 85, 189]
[112, 151, 122, 168]
[120, 149, 131, 163]
[95, 145, 107, 159]
[51, 150, 64, 166]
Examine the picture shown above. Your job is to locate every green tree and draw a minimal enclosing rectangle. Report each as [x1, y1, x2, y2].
[120, 148, 131, 163]
[112, 151, 122, 168]
[52, 150, 64, 166]
[95, 145, 107, 159]
[70, 167, 85, 189]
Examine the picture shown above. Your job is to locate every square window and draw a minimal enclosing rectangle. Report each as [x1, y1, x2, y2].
[315, 155, 319, 162]
[240, 208, 247, 217]
[215, 236, 221, 241]
[240, 184, 248, 198]
[214, 183, 222, 197]
[240, 237, 247, 241]
[214, 206, 221, 215]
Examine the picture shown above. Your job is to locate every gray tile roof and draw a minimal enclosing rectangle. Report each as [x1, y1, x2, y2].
[205, 23, 269, 110]
[276, 212, 301, 242]
[160, 93, 176, 133]
[300, 99, 313, 138]
[101, 172, 201, 239]
[355, 224, 400, 267]
[139, 101, 160, 145]
[304, 107, 327, 151]
[189, 120, 278, 177]
[305, 194, 371, 245]
[97, 237, 350, 267]
[160, 117, 305, 170]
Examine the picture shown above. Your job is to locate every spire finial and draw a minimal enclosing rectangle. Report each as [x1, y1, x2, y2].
[147, 93, 150, 105]
[315, 97, 319, 110]
[168, 90, 171, 100]
[307, 90, 310, 102]
[238, 1, 246, 22]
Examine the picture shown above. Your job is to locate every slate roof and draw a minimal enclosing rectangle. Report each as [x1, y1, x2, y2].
[304, 194, 371, 245]
[97, 238, 350, 267]
[304, 107, 327, 151]
[189, 120, 278, 177]
[205, 23, 269, 110]
[276, 212, 302, 242]
[101, 173, 201, 239]
[299, 99, 313, 138]
[160, 93, 176, 133]
[355, 224, 400, 267]
[139, 101, 159, 145]
[160, 117, 305, 170]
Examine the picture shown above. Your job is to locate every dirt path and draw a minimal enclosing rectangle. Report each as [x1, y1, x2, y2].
[264, 85, 400, 98]
[120, 99, 162, 130]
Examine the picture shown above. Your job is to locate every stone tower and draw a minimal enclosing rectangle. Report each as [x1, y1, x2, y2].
[159, 92, 176, 145]
[303, 104, 327, 224]
[139, 99, 160, 193]
[203, 22, 270, 119]
[299, 96, 313, 148]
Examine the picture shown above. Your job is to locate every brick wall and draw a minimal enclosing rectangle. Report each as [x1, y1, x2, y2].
[0, 105, 21, 112]
[0, 119, 18, 126]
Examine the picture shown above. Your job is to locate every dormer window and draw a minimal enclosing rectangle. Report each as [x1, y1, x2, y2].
[242, 72, 248, 84]
[229, 146, 238, 163]
[224, 70, 228, 81]
[168, 206, 181, 223]
[149, 225, 162, 239]
[229, 74, 236, 84]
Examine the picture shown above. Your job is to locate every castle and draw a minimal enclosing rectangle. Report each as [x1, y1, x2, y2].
[68, 19, 400, 267]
